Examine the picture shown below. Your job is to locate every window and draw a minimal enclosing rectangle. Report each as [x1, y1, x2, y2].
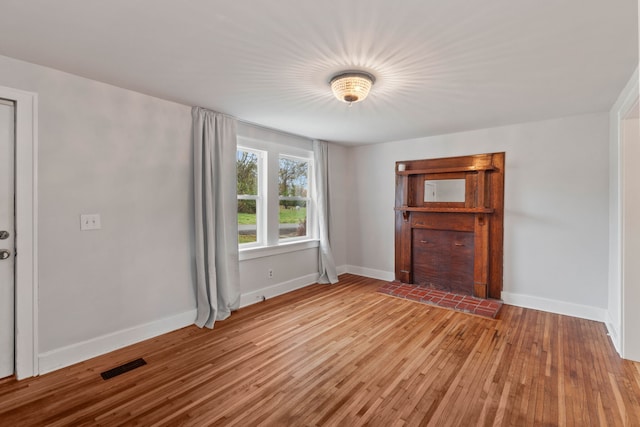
[237, 148, 262, 247]
[237, 138, 315, 253]
[279, 156, 310, 241]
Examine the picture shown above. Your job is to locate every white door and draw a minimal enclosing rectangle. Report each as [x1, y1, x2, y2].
[0, 99, 15, 378]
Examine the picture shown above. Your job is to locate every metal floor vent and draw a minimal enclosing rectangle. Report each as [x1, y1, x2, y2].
[100, 358, 147, 380]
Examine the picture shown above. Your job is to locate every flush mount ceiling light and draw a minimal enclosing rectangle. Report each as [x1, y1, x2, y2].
[330, 71, 375, 104]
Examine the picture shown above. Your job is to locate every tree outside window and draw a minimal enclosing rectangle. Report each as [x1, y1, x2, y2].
[237, 143, 313, 249]
[237, 149, 260, 245]
[278, 156, 309, 240]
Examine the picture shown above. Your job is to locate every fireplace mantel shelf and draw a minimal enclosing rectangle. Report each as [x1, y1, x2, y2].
[396, 165, 495, 175]
[394, 207, 494, 214]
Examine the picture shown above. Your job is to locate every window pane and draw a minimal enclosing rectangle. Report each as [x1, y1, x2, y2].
[279, 157, 308, 197]
[279, 200, 307, 239]
[237, 150, 258, 196]
[238, 199, 257, 244]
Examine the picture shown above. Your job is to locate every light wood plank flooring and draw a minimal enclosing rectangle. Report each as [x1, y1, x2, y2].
[1, 274, 640, 426]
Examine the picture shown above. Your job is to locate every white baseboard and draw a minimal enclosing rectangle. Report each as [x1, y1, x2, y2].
[239, 266, 356, 308]
[240, 272, 320, 308]
[345, 265, 395, 281]
[36, 271, 613, 376]
[339, 266, 608, 324]
[336, 264, 348, 276]
[39, 270, 334, 374]
[38, 309, 196, 375]
[501, 291, 606, 322]
[605, 313, 621, 354]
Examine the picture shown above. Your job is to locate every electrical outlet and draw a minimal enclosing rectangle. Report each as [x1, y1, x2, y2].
[268, 269, 273, 279]
[80, 214, 101, 231]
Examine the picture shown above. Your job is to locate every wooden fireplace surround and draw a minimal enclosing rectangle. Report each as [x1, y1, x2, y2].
[394, 153, 505, 299]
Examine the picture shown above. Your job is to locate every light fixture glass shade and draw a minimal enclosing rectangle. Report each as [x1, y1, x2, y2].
[330, 72, 375, 103]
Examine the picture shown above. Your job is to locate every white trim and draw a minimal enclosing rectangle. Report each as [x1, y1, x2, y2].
[609, 67, 640, 360]
[343, 264, 609, 322]
[239, 272, 320, 308]
[501, 291, 606, 322]
[620, 79, 640, 361]
[0, 85, 38, 380]
[38, 310, 196, 375]
[237, 136, 312, 160]
[606, 312, 621, 354]
[616, 72, 640, 120]
[239, 239, 319, 261]
[336, 265, 348, 276]
[237, 134, 315, 250]
[237, 145, 265, 248]
[344, 265, 395, 281]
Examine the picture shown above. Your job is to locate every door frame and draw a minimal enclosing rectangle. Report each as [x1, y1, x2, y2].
[0, 85, 38, 379]
[620, 92, 640, 361]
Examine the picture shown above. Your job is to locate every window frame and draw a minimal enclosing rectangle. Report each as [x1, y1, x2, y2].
[278, 153, 312, 243]
[236, 146, 265, 249]
[237, 136, 317, 259]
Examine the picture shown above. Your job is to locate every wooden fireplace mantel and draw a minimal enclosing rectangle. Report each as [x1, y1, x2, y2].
[394, 153, 505, 299]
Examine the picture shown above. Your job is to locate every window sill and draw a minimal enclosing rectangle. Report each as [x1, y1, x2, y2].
[239, 239, 319, 261]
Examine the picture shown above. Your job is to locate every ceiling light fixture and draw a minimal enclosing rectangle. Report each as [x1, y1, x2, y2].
[330, 71, 375, 104]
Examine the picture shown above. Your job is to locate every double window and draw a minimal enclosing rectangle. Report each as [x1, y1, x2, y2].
[237, 142, 313, 249]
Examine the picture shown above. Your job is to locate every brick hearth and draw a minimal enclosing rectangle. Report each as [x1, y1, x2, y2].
[377, 282, 503, 319]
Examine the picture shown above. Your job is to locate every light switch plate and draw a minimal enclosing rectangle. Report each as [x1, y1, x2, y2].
[80, 214, 101, 230]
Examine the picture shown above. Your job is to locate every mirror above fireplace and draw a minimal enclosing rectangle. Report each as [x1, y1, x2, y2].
[424, 179, 466, 202]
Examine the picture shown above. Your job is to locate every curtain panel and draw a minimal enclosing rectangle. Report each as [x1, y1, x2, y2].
[192, 107, 241, 328]
[313, 140, 338, 284]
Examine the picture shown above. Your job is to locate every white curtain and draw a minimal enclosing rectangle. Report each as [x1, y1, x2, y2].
[192, 107, 241, 328]
[313, 140, 338, 284]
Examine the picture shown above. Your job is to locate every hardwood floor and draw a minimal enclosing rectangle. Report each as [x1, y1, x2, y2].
[1, 274, 640, 426]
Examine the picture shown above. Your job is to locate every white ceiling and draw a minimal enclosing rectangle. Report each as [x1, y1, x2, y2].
[0, 0, 637, 145]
